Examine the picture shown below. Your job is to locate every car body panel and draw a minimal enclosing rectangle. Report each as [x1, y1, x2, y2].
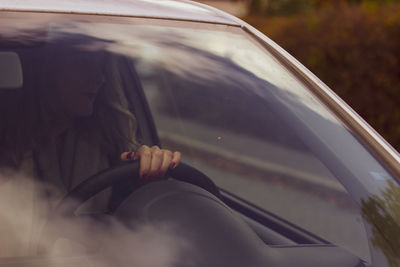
[0, 0, 239, 25]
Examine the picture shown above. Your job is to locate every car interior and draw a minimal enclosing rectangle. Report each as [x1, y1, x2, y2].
[0, 34, 369, 267]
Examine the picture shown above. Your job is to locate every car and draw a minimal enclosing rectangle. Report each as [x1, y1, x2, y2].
[0, 0, 399, 267]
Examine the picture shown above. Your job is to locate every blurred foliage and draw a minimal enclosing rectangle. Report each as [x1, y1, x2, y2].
[244, 1, 400, 151]
[249, 0, 314, 15]
[250, 0, 400, 15]
[361, 179, 400, 267]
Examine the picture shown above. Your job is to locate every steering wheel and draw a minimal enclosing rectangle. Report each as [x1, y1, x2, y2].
[54, 161, 220, 216]
[38, 161, 220, 254]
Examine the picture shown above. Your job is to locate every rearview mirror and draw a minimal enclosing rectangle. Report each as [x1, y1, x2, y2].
[0, 52, 23, 89]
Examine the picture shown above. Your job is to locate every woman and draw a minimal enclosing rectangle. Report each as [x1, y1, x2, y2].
[0, 32, 182, 258]
[0, 38, 181, 208]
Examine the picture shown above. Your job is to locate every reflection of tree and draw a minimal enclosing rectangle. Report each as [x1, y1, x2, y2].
[361, 180, 400, 267]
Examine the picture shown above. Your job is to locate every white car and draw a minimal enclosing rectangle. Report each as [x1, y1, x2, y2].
[0, 1, 399, 267]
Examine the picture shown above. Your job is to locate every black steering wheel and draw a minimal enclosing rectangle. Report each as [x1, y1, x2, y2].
[39, 161, 220, 254]
[55, 161, 220, 216]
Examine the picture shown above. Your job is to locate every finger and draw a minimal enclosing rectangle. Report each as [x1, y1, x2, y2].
[151, 145, 161, 151]
[170, 151, 181, 169]
[149, 149, 164, 178]
[159, 150, 173, 177]
[120, 151, 135, 161]
[137, 146, 151, 179]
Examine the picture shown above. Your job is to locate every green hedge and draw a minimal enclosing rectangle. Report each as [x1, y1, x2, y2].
[243, 3, 400, 152]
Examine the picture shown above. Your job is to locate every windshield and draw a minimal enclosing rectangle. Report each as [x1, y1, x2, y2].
[0, 11, 399, 267]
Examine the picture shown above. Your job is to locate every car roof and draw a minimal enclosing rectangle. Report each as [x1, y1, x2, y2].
[0, 0, 240, 26]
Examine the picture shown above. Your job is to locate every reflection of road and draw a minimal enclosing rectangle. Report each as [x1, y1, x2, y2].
[155, 115, 370, 262]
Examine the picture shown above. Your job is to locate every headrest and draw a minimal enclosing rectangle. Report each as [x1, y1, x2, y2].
[0, 52, 23, 90]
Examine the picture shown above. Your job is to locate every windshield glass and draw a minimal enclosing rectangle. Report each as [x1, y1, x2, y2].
[0, 12, 399, 267]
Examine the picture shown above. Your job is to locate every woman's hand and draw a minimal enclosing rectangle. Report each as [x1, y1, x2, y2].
[120, 145, 181, 180]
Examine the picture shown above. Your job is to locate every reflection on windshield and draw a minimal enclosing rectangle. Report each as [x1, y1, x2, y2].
[52, 21, 393, 194]
[361, 180, 400, 267]
[1, 12, 399, 266]
[59, 22, 337, 123]
[0, 171, 190, 263]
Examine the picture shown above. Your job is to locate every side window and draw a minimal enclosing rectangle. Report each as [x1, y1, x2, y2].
[137, 60, 370, 262]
